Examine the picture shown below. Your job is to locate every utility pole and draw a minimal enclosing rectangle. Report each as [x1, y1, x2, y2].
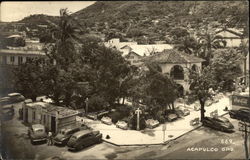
[239, 121, 250, 160]
[85, 97, 89, 115]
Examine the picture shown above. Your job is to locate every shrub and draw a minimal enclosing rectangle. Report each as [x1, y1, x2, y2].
[108, 111, 124, 123]
[116, 104, 132, 117]
[129, 114, 146, 130]
[88, 95, 106, 112]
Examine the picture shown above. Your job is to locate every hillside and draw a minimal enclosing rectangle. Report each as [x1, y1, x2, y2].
[73, 1, 248, 42]
[18, 1, 249, 43]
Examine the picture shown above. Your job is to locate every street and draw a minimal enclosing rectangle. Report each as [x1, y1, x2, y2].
[1, 102, 247, 160]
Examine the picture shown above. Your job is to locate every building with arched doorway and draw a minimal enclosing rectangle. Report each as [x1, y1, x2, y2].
[143, 49, 205, 96]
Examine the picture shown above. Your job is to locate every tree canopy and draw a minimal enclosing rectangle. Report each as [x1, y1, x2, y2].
[188, 66, 217, 121]
[210, 48, 243, 91]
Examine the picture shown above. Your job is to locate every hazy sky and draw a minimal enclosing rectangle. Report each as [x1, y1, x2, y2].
[1, 1, 95, 22]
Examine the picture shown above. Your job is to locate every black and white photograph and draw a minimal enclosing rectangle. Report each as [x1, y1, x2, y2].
[0, 1, 249, 160]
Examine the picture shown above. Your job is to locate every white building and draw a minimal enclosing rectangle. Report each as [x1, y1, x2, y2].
[142, 49, 205, 95]
[104, 38, 173, 66]
[23, 102, 79, 133]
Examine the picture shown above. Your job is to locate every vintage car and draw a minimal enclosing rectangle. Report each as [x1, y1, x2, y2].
[202, 116, 234, 132]
[217, 93, 224, 99]
[0, 97, 11, 105]
[8, 93, 25, 103]
[67, 130, 102, 151]
[166, 113, 178, 122]
[1, 105, 15, 120]
[212, 97, 219, 103]
[229, 108, 250, 123]
[116, 120, 129, 130]
[194, 102, 201, 111]
[205, 99, 213, 107]
[145, 119, 160, 129]
[53, 127, 81, 145]
[0, 93, 25, 105]
[101, 116, 112, 125]
[28, 124, 47, 143]
[86, 110, 110, 120]
[175, 106, 190, 117]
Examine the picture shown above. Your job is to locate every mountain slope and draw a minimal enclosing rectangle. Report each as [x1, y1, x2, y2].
[72, 1, 248, 41]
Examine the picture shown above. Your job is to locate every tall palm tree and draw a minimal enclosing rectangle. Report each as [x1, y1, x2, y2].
[175, 35, 200, 55]
[197, 31, 227, 65]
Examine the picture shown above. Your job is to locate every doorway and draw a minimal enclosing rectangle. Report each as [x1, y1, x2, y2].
[24, 108, 28, 123]
[51, 116, 56, 133]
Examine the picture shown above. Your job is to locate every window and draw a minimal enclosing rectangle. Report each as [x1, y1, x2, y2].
[18, 56, 23, 65]
[43, 115, 46, 124]
[33, 111, 36, 120]
[1, 56, 7, 64]
[10, 56, 15, 63]
[26, 57, 31, 62]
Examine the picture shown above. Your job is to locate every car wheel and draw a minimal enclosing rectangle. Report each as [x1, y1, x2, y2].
[77, 144, 84, 151]
[98, 138, 102, 144]
[221, 128, 225, 132]
[30, 139, 34, 145]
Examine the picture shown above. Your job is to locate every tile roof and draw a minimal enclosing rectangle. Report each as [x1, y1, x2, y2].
[142, 49, 205, 64]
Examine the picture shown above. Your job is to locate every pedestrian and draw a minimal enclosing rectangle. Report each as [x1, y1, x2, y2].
[47, 131, 53, 146]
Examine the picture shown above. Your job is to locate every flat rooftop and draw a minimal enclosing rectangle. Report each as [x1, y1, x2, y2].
[0, 49, 45, 56]
[26, 102, 78, 118]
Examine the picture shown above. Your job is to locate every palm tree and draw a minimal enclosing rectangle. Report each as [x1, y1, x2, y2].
[197, 31, 227, 66]
[175, 35, 200, 55]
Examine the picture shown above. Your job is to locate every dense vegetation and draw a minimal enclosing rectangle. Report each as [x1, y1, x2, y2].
[15, 1, 248, 43]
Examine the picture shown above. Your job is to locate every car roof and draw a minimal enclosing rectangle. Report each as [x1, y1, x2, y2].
[8, 93, 22, 97]
[63, 127, 80, 133]
[239, 108, 250, 111]
[216, 117, 229, 122]
[32, 124, 45, 129]
[72, 130, 92, 138]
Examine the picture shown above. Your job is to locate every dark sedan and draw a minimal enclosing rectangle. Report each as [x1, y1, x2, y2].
[229, 108, 250, 123]
[1, 105, 14, 120]
[202, 116, 234, 133]
[53, 127, 81, 145]
[67, 130, 102, 151]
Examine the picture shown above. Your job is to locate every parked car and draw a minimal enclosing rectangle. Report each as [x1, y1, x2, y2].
[1, 105, 15, 120]
[194, 102, 200, 111]
[175, 106, 190, 117]
[229, 108, 250, 123]
[166, 113, 178, 122]
[0, 96, 11, 105]
[8, 93, 25, 103]
[202, 116, 234, 132]
[28, 124, 47, 143]
[86, 113, 98, 120]
[218, 93, 224, 99]
[145, 119, 159, 129]
[67, 130, 102, 151]
[53, 127, 81, 145]
[205, 99, 213, 107]
[101, 116, 112, 125]
[116, 120, 129, 130]
[86, 110, 110, 120]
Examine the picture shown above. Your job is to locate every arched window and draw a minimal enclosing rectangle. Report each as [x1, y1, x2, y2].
[170, 65, 184, 80]
[191, 64, 198, 72]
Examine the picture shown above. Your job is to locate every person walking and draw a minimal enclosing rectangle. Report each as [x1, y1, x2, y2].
[47, 131, 53, 146]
